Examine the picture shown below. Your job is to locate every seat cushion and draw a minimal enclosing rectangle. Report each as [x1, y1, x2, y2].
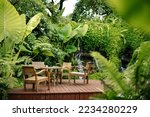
[70, 72, 87, 76]
[25, 76, 48, 82]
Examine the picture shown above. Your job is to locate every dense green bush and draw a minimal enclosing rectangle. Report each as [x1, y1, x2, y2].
[81, 18, 125, 67]
[80, 16, 150, 68]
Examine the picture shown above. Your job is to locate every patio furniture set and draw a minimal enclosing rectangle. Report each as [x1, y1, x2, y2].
[22, 62, 92, 92]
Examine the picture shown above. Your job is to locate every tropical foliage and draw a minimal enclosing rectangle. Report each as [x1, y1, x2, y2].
[0, 0, 42, 99]
[80, 16, 149, 68]
[88, 0, 150, 100]
[11, 0, 89, 65]
[91, 42, 150, 99]
[0, 0, 149, 100]
[106, 0, 150, 33]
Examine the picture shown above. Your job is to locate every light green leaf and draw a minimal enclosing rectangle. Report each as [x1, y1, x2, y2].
[77, 23, 88, 37]
[20, 14, 26, 40]
[25, 13, 43, 38]
[65, 45, 77, 54]
[19, 45, 31, 53]
[107, 0, 150, 33]
[70, 30, 78, 38]
[33, 49, 39, 55]
[0, 0, 26, 43]
[62, 24, 78, 43]
[60, 23, 72, 37]
[64, 31, 77, 43]
[42, 51, 54, 57]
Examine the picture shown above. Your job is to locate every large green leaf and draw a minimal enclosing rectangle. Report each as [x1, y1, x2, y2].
[107, 0, 150, 33]
[61, 23, 88, 43]
[77, 23, 89, 37]
[0, 0, 26, 43]
[59, 23, 72, 43]
[19, 45, 31, 53]
[60, 24, 72, 37]
[74, 23, 88, 38]
[25, 13, 43, 38]
[65, 45, 78, 54]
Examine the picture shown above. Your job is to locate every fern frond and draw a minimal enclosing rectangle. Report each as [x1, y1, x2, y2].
[91, 52, 130, 98]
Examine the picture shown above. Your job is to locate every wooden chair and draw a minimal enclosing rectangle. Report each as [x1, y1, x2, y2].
[69, 62, 92, 84]
[22, 65, 50, 92]
[32, 61, 45, 70]
[61, 62, 72, 82]
[32, 61, 57, 86]
[32, 61, 47, 76]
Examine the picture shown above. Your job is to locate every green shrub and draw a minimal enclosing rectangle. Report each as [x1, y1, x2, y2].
[81, 19, 126, 67]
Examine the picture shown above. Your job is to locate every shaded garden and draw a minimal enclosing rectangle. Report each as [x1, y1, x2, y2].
[0, 0, 150, 100]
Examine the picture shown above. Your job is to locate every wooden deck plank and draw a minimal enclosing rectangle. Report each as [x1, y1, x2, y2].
[8, 80, 103, 100]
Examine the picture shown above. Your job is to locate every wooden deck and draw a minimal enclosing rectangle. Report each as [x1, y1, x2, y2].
[8, 80, 103, 100]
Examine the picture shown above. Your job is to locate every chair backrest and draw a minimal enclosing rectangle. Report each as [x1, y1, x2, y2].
[22, 65, 36, 79]
[85, 62, 92, 73]
[62, 62, 72, 70]
[32, 61, 45, 69]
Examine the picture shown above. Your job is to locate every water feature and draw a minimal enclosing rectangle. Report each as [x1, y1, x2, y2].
[92, 56, 100, 71]
[75, 52, 84, 79]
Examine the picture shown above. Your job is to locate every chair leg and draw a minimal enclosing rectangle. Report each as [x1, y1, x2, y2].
[53, 78, 56, 86]
[48, 77, 51, 90]
[35, 82, 38, 92]
[32, 83, 35, 89]
[83, 78, 85, 84]
[48, 82, 50, 90]
[24, 83, 26, 91]
[61, 74, 63, 84]
[83, 76, 86, 84]
[68, 74, 71, 84]
[60, 74, 62, 84]
[74, 76, 75, 84]
[56, 77, 58, 85]
[48, 79, 50, 90]
[86, 76, 89, 84]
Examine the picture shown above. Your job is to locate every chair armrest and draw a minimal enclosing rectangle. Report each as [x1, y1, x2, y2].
[36, 69, 45, 75]
[61, 67, 71, 72]
[73, 66, 85, 72]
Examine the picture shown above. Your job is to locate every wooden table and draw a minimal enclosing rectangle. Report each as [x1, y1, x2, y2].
[42, 66, 62, 85]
